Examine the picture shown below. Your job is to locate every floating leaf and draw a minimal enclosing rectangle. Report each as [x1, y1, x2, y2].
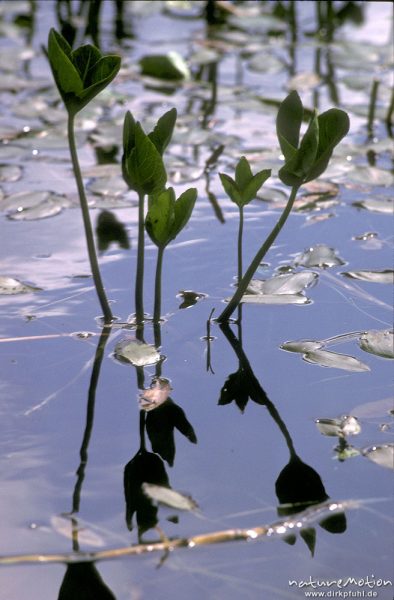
[352, 198, 393, 214]
[347, 166, 393, 187]
[139, 52, 190, 81]
[359, 330, 394, 359]
[8, 198, 64, 220]
[281, 340, 323, 353]
[0, 276, 42, 295]
[303, 349, 370, 372]
[351, 397, 393, 420]
[315, 415, 361, 438]
[142, 483, 198, 511]
[114, 339, 161, 367]
[295, 244, 345, 268]
[0, 164, 22, 182]
[362, 444, 394, 470]
[246, 272, 317, 295]
[287, 72, 321, 91]
[241, 294, 310, 305]
[341, 270, 393, 284]
[177, 290, 207, 309]
[51, 515, 105, 547]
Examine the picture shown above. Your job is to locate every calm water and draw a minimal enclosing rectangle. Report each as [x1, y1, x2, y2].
[0, 2, 393, 599]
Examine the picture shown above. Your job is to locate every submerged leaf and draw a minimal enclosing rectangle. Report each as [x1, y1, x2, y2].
[142, 483, 198, 511]
[51, 515, 105, 548]
[114, 339, 161, 367]
[353, 198, 393, 214]
[139, 378, 172, 411]
[303, 349, 370, 372]
[359, 330, 394, 359]
[140, 52, 190, 81]
[362, 444, 394, 470]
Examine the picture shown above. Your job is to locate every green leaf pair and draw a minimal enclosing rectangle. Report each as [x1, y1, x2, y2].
[122, 109, 177, 196]
[277, 91, 350, 187]
[145, 187, 197, 249]
[47, 29, 121, 116]
[219, 157, 271, 207]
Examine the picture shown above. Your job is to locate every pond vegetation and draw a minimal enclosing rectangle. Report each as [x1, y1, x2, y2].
[0, 2, 393, 599]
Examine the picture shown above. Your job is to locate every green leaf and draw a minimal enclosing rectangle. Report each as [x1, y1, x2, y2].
[48, 29, 83, 100]
[242, 168, 271, 204]
[219, 173, 242, 206]
[276, 90, 303, 160]
[148, 108, 177, 155]
[123, 123, 167, 195]
[145, 187, 197, 248]
[171, 187, 197, 239]
[304, 109, 350, 182]
[145, 188, 175, 247]
[139, 52, 190, 81]
[235, 156, 253, 190]
[47, 29, 120, 116]
[279, 112, 318, 185]
[122, 111, 136, 159]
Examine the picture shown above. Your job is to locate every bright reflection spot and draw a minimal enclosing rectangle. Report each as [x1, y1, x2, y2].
[329, 503, 339, 511]
[346, 155, 352, 161]
[32, 149, 39, 156]
[246, 529, 258, 539]
[296, 521, 302, 528]
[275, 526, 287, 534]
[188, 541, 196, 548]
[23, 126, 30, 133]
[279, 153, 285, 161]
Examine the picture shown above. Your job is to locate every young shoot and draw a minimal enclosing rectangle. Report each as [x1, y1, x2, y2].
[47, 29, 121, 323]
[145, 187, 197, 324]
[217, 91, 350, 323]
[122, 109, 177, 326]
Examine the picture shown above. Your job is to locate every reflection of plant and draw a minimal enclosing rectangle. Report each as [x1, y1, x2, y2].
[58, 562, 116, 600]
[47, 29, 120, 323]
[217, 91, 349, 322]
[219, 321, 347, 555]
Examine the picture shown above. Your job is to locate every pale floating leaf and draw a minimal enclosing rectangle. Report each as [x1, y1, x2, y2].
[336, 446, 360, 461]
[316, 415, 361, 438]
[353, 198, 393, 214]
[8, 198, 64, 220]
[359, 330, 394, 359]
[342, 270, 393, 284]
[281, 339, 323, 353]
[87, 176, 128, 198]
[0, 276, 42, 295]
[246, 272, 318, 295]
[362, 444, 394, 470]
[0, 164, 22, 182]
[247, 52, 283, 74]
[139, 377, 172, 411]
[142, 483, 198, 511]
[295, 244, 345, 268]
[351, 397, 393, 419]
[241, 294, 310, 305]
[287, 71, 321, 91]
[114, 338, 161, 367]
[2, 190, 70, 212]
[256, 187, 288, 203]
[348, 166, 394, 187]
[50, 515, 105, 547]
[303, 349, 370, 372]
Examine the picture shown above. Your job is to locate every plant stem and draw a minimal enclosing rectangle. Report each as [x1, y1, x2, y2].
[217, 185, 300, 323]
[67, 114, 113, 323]
[135, 191, 145, 326]
[237, 205, 244, 284]
[153, 246, 164, 324]
[367, 79, 379, 137]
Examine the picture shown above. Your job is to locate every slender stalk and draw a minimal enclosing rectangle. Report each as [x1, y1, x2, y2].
[153, 246, 165, 324]
[67, 114, 113, 323]
[217, 185, 300, 323]
[135, 191, 145, 326]
[237, 205, 244, 284]
[367, 79, 379, 137]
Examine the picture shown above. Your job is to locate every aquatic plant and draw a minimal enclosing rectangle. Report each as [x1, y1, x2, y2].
[122, 109, 177, 325]
[217, 91, 350, 322]
[47, 29, 121, 323]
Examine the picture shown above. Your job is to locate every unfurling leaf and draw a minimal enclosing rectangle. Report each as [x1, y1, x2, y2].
[220, 156, 270, 207]
[47, 29, 120, 116]
[145, 187, 197, 248]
